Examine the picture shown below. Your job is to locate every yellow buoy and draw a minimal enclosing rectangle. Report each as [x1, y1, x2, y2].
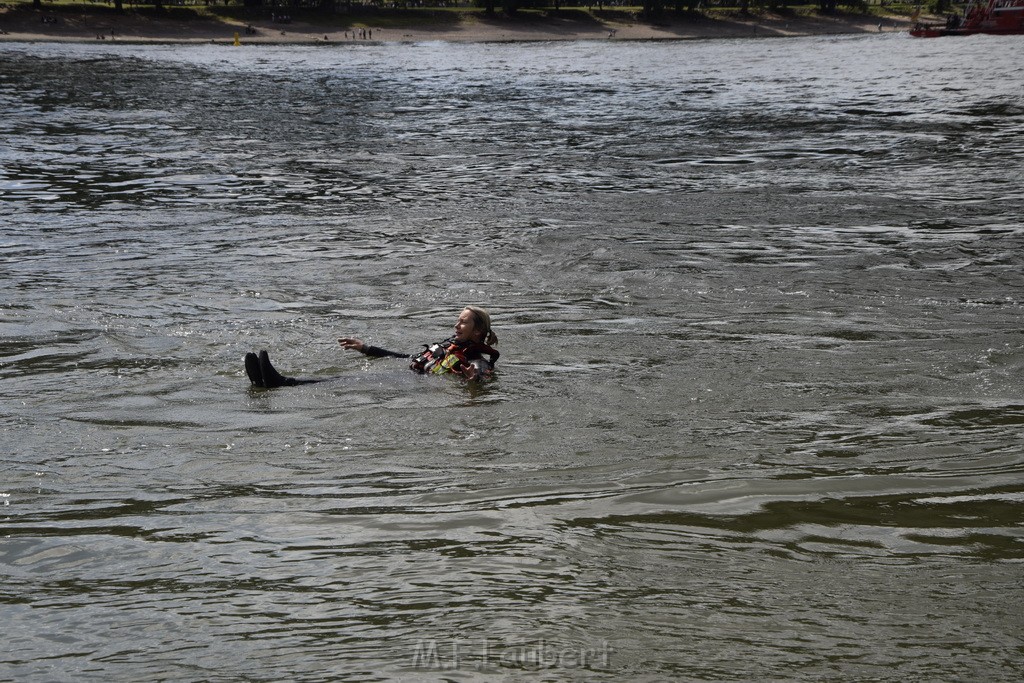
[233, 32, 241, 46]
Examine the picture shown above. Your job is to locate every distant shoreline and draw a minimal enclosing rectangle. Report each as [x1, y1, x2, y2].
[0, 6, 918, 45]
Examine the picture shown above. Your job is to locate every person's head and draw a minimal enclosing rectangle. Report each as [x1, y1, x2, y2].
[455, 306, 498, 346]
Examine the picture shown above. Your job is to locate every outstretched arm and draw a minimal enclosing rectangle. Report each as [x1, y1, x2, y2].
[339, 338, 409, 359]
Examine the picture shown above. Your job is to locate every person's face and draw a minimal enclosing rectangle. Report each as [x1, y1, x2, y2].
[454, 309, 481, 343]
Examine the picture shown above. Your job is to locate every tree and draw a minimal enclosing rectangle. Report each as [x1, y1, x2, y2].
[673, 0, 701, 11]
[642, 0, 665, 19]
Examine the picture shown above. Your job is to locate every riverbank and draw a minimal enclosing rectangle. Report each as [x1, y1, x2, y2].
[0, 5, 916, 44]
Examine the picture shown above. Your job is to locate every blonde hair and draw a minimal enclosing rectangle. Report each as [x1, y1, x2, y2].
[464, 306, 498, 346]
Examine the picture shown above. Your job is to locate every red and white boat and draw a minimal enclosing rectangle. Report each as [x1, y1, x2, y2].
[910, 0, 1024, 36]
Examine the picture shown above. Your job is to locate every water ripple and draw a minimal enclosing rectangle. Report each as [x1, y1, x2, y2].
[2, 34, 1023, 682]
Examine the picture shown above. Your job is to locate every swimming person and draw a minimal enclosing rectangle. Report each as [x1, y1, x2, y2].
[244, 306, 500, 388]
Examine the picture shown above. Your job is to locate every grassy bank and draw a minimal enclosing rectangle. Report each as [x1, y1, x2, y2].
[1, 0, 922, 42]
[2, 0, 921, 25]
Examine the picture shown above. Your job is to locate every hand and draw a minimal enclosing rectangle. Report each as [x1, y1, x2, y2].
[338, 337, 364, 352]
[461, 360, 490, 382]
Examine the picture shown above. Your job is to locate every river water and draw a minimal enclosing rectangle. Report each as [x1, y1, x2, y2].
[2, 32, 1023, 681]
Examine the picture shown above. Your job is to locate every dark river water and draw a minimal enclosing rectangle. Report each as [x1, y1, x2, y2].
[2, 33, 1023, 681]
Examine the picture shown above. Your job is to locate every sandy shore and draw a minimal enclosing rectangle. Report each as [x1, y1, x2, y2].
[0, 6, 915, 45]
